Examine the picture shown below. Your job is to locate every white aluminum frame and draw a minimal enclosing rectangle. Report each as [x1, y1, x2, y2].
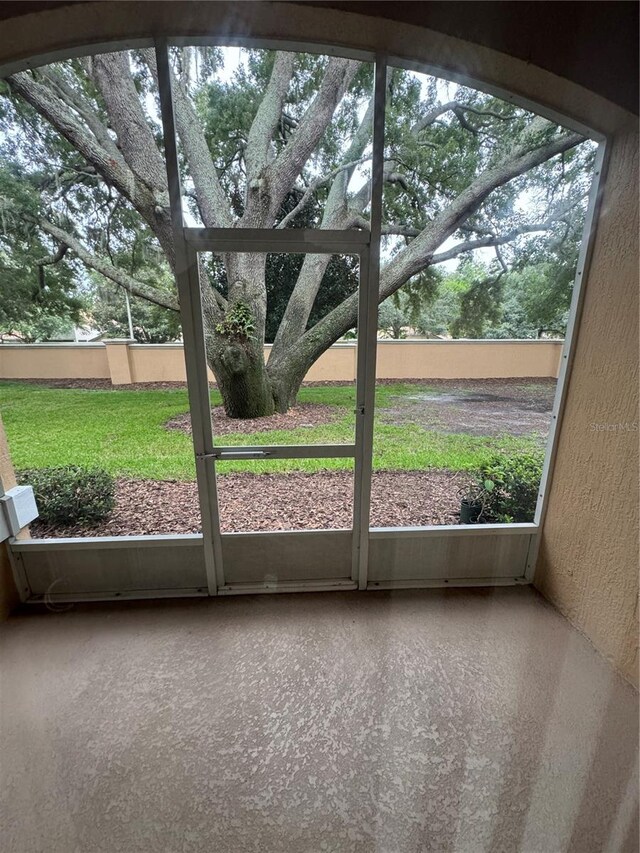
[4, 34, 607, 602]
[524, 141, 609, 579]
[180, 235, 371, 588]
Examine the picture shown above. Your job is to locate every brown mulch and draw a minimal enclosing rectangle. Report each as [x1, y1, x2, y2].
[28, 470, 468, 538]
[2, 378, 371, 392]
[2, 376, 552, 392]
[0, 378, 190, 391]
[165, 402, 341, 436]
[2, 378, 353, 391]
[0, 378, 354, 392]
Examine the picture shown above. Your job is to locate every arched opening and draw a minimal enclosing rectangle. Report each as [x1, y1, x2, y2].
[0, 32, 604, 598]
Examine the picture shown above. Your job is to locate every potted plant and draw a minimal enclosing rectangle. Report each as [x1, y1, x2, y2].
[458, 478, 495, 524]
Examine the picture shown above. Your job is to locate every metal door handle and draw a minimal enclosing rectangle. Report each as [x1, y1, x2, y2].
[217, 450, 272, 459]
[197, 449, 272, 461]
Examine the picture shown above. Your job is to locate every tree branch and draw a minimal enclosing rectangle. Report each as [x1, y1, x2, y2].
[39, 220, 179, 311]
[381, 223, 422, 237]
[275, 120, 585, 381]
[269, 110, 378, 366]
[379, 119, 584, 298]
[456, 104, 513, 122]
[7, 70, 164, 221]
[245, 52, 294, 182]
[348, 150, 424, 219]
[410, 100, 513, 136]
[354, 215, 423, 237]
[39, 67, 122, 163]
[90, 52, 167, 195]
[410, 101, 458, 135]
[276, 156, 371, 229]
[142, 48, 232, 228]
[452, 106, 479, 136]
[428, 190, 588, 265]
[268, 90, 374, 364]
[36, 243, 68, 267]
[494, 245, 508, 275]
[428, 219, 562, 265]
[262, 57, 360, 223]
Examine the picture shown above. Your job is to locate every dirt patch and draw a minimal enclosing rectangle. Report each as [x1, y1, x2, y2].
[28, 470, 469, 538]
[381, 378, 556, 438]
[165, 402, 341, 436]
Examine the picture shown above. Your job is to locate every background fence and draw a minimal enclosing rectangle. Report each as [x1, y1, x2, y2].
[0, 339, 563, 385]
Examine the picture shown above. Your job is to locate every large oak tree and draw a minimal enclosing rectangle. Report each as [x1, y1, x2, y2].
[1, 47, 592, 416]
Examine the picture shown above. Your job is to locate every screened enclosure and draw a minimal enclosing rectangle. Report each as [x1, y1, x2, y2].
[1, 37, 604, 601]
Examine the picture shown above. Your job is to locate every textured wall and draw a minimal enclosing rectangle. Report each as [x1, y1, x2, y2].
[0, 343, 109, 379]
[535, 127, 639, 687]
[0, 417, 19, 620]
[373, 340, 562, 381]
[128, 344, 186, 383]
[0, 340, 562, 383]
[0, 1, 637, 681]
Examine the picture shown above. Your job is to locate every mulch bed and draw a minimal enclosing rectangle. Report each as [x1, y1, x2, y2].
[165, 402, 341, 436]
[1, 376, 553, 392]
[2, 378, 354, 391]
[0, 378, 190, 391]
[28, 470, 468, 538]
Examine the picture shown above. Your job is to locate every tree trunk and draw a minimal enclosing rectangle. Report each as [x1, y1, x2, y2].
[204, 252, 277, 419]
[207, 340, 276, 418]
[206, 336, 305, 418]
[267, 365, 308, 414]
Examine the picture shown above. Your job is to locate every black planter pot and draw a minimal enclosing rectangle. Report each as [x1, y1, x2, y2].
[460, 499, 483, 524]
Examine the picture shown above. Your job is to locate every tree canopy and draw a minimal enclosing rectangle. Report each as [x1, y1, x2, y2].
[0, 47, 594, 411]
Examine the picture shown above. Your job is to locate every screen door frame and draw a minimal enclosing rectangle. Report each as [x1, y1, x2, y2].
[176, 229, 376, 593]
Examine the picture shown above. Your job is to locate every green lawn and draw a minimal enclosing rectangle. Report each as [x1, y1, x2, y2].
[0, 381, 540, 479]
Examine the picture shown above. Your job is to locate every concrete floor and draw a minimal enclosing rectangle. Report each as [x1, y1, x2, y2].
[0, 588, 637, 853]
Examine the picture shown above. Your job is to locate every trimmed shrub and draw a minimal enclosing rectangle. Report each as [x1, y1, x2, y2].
[477, 451, 544, 523]
[18, 466, 116, 527]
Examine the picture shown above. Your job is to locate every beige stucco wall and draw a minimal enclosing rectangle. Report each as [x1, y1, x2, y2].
[375, 340, 562, 381]
[0, 343, 110, 380]
[0, 0, 637, 685]
[535, 127, 639, 687]
[0, 340, 562, 383]
[128, 345, 186, 383]
[104, 340, 134, 384]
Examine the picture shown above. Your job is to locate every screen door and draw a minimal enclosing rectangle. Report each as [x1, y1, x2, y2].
[177, 229, 374, 593]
